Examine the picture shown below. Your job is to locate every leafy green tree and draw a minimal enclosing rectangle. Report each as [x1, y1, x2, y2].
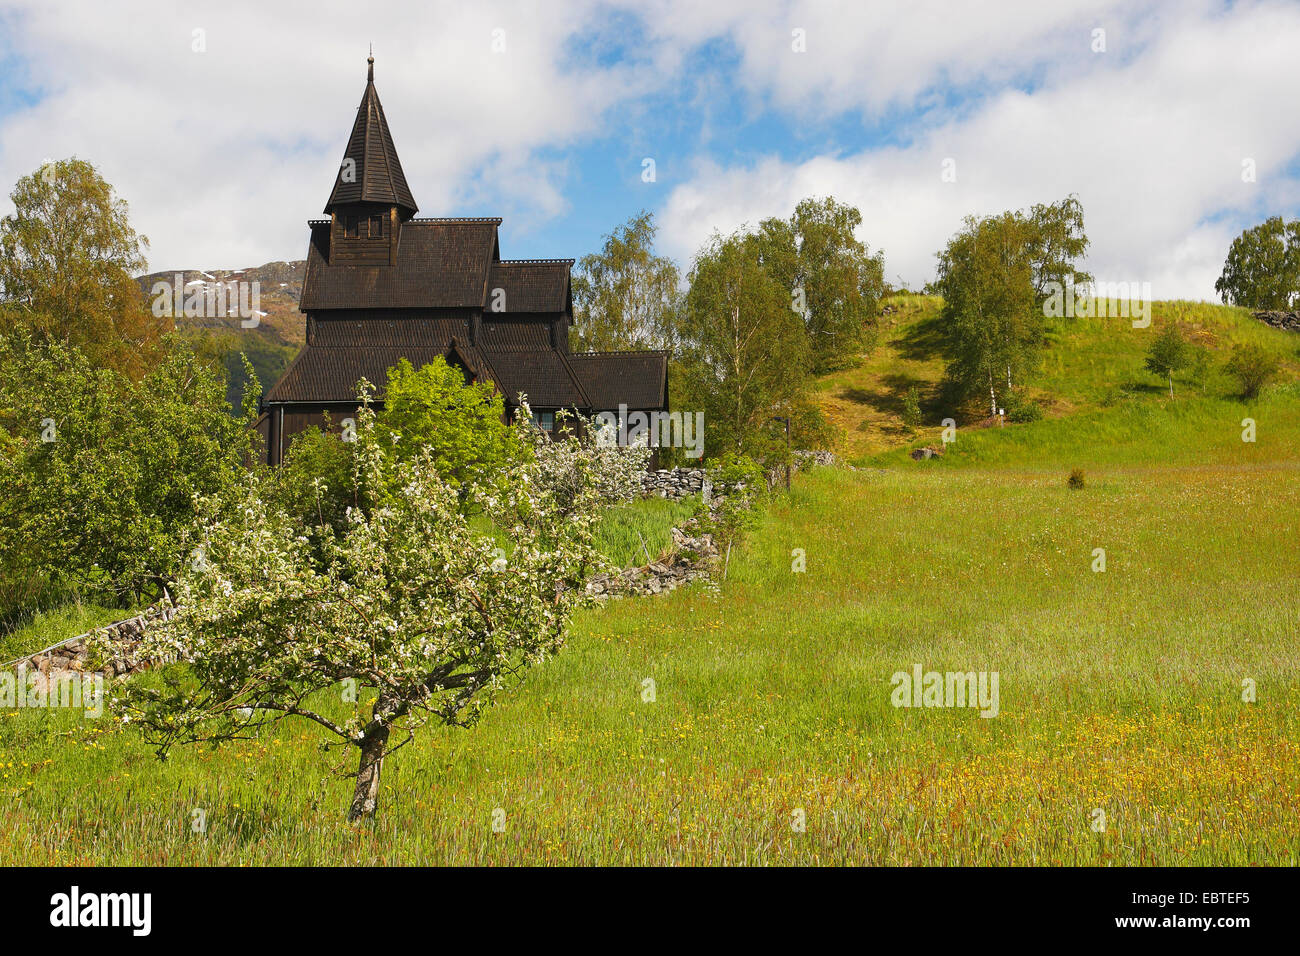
[1215, 217, 1300, 310]
[902, 386, 923, 428]
[759, 197, 886, 372]
[115, 398, 634, 821]
[934, 197, 1091, 417]
[934, 212, 1038, 417]
[1025, 195, 1092, 300]
[1144, 325, 1191, 397]
[375, 357, 521, 503]
[674, 229, 813, 458]
[1223, 343, 1281, 400]
[571, 211, 680, 352]
[268, 417, 356, 536]
[0, 158, 168, 377]
[0, 333, 255, 606]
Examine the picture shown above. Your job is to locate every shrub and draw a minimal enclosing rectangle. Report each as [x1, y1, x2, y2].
[697, 453, 764, 553]
[1006, 391, 1044, 423]
[1144, 325, 1191, 397]
[1067, 468, 1086, 490]
[902, 386, 923, 428]
[1223, 344, 1281, 400]
[267, 419, 355, 538]
[0, 332, 255, 607]
[375, 356, 521, 501]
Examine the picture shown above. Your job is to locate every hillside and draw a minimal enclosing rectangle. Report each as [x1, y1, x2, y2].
[136, 260, 307, 408]
[816, 295, 1300, 468]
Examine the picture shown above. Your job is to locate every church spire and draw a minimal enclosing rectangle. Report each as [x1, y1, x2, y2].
[323, 53, 418, 218]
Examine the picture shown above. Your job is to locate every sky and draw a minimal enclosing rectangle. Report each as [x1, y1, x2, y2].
[0, 0, 1297, 299]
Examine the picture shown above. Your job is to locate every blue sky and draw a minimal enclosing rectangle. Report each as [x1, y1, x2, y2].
[1, 0, 1298, 298]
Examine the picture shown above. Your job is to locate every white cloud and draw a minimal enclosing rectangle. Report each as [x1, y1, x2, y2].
[0, 0, 1296, 300]
[0, 0, 647, 270]
[655, 0, 1300, 298]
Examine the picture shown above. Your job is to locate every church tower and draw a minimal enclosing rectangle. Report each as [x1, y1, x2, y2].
[322, 55, 418, 266]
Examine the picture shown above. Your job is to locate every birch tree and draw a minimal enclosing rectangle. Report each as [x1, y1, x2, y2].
[675, 229, 811, 457]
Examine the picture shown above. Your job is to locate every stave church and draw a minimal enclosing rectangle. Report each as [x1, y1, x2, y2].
[259, 56, 668, 464]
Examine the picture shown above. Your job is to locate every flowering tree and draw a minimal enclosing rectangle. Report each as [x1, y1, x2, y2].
[116, 393, 636, 821]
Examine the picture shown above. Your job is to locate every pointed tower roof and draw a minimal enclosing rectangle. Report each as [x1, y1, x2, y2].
[324, 55, 418, 216]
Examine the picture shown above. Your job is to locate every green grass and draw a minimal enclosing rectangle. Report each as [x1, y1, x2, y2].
[593, 496, 699, 567]
[2, 462, 1296, 865]
[818, 296, 1300, 468]
[472, 495, 699, 568]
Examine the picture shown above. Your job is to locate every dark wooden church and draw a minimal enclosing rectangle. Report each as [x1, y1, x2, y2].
[260, 57, 668, 464]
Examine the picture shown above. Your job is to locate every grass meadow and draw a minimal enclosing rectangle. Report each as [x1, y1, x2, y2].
[1, 297, 1296, 865]
[2, 460, 1296, 865]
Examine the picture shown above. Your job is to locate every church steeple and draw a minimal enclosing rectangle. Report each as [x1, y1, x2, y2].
[324, 54, 418, 218]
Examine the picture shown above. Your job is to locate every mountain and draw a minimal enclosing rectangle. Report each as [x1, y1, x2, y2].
[136, 260, 307, 412]
[136, 260, 306, 347]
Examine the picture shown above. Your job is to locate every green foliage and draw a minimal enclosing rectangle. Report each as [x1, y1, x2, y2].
[695, 452, 765, 553]
[1214, 216, 1300, 310]
[902, 386, 923, 427]
[571, 210, 679, 352]
[375, 357, 521, 502]
[789, 400, 839, 452]
[116, 397, 614, 821]
[759, 196, 886, 372]
[1025, 195, 1093, 300]
[674, 230, 814, 460]
[934, 196, 1090, 416]
[0, 158, 166, 377]
[1144, 324, 1191, 397]
[0, 333, 254, 607]
[1005, 390, 1043, 423]
[268, 418, 356, 536]
[1223, 343, 1281, 400]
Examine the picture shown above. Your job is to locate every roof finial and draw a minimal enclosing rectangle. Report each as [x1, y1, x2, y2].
[367, 45, 374, 82]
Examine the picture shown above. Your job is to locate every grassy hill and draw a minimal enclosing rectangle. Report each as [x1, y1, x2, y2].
[816, 295, 1300, 468]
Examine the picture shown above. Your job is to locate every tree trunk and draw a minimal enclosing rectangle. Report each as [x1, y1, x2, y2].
[348, 724, 390, 822]
[1168, 372, 1174, 398]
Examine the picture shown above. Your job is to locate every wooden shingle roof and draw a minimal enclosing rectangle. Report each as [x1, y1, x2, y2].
[487, 260, 573, 313]
[568, 351, 669, 410]
[324, 58, 418, 216]
[264, 338, 599, 410]
[482, 349, 591, 409]
[300, 219, 500, 310]
[478, 319, 553, 351]
[265, 345, 447, 403]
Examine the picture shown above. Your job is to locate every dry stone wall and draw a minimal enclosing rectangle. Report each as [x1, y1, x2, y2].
[1253, 310, 1300, 332]
[4, 605, 176, 692]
